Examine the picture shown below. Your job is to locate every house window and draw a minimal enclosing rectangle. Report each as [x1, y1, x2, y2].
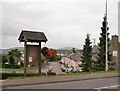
[29, 56, 32, 62]
[113, 51, 117, 57]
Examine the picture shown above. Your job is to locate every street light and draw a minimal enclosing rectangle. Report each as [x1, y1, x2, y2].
[105, 0, 108, 71]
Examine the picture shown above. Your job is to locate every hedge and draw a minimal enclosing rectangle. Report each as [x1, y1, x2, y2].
[2, 64, 11, 68]
[2, 64, 21, 69]
[12, 65, 21, 69]
[1, 71, 56, 80]
[1, 72, 46, 80]
[47, 71, 56, 76]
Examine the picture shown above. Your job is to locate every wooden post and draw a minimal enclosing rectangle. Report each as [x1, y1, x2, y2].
[24, 41, 27, 75]
[38, 42, 41, 74]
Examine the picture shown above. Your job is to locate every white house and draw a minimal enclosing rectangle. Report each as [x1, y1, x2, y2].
[60, 51, 82, 72]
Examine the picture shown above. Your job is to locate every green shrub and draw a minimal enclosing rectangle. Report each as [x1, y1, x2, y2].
[0, 63, 2, 68]
[9, 56, 14, 66]
[1, 72, 46, 80]
[20, 62, 24, 67]
[12, 65, 21, 69]
[30, 64, 36, 67]
[25, 72, 46, 77]
[47, 71, 56, 76]
[1, 73, 24, 79]
[56, 55, 61, 60]
[41, 72, 46, 76]
[2, 64, 11, 68]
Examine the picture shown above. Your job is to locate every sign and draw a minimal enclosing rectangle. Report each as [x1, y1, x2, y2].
[29, 57, 32, 62]
[113, 51, 118, 57]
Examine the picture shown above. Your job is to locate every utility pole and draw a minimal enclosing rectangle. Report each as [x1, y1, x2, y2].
[105, 0, 108, 71]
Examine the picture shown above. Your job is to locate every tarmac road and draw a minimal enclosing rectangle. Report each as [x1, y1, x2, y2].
[4, 77, 119, 90]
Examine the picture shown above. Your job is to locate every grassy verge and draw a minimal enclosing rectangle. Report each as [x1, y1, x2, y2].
[0, 68, 20, 70]
[1, 70, 119, 80]
[57, 70, 119, 76]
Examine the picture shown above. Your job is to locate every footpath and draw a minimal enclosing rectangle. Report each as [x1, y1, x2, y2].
[1, 72, 119, 88]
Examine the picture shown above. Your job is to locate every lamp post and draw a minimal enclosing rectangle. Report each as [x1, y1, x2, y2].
[105, 0, 108, 71]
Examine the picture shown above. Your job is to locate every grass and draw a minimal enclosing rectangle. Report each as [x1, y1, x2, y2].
[0, 68, 20, 70]
[57, 70, 119, 76]
[1, 69, 119, 80]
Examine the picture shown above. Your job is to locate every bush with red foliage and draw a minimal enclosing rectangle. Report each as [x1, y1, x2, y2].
[44, 49, 53, 59]
[41, 47, 49, 56]
[42, 47, 52, 59]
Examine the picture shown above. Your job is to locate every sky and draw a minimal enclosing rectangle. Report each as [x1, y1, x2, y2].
[0, 0, 119, 49]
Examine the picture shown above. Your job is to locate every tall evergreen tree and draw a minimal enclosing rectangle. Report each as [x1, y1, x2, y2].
[2, 55, 8, 64]
[81, 34, 93, 72]
[8, 49, 22, 66]
[8, 49, 22, 59]
[9, 55, 14, 66]
[96, 15, 112, 71]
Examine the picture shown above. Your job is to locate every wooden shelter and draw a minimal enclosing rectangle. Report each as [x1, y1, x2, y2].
[18, 30, 48, 74]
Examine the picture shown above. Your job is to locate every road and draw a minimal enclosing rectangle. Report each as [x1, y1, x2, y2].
[38, 61, 65, 74]
[3, 77, 119, 90]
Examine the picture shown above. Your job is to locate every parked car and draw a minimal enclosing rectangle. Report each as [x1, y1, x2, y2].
[65, 67, 80, 73]
[61, 67, 66, 72]
[70, 69, 80, 73]
[65, 67, 71, 73]
[60, 64, 66, 72]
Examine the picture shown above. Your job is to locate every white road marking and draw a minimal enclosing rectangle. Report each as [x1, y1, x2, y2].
[94, 85, 120, 89]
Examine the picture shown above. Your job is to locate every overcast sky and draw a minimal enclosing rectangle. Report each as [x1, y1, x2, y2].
[1, 0, 119, 49]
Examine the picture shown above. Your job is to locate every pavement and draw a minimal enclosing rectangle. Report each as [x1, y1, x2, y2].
[1, 72, 119, 88]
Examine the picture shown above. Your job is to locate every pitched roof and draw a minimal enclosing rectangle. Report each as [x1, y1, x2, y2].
[92, 45, 98, 53]
[68, 51, 82, 61]
[18, 30, 48, 43]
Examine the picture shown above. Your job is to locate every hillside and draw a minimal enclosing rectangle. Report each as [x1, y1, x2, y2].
[0, 47, 24, 54]
[57, 47, 80, 50]
[0, 46, 81, 54]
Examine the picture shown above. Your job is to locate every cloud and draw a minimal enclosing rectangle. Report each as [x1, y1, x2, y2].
[1, 0, 118, 49]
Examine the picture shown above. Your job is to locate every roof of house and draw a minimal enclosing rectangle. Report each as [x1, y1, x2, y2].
[18, 30, 48, 43]
[92, 45, 98, 53]
[68, 51, 82, 61]
[14, 56, 23, 62]
[5, 55, 23, 63]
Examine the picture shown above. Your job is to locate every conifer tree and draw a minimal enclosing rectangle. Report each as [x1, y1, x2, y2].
[2, 55, 8, 64]
[81, 34, 93, 72]
[96, 16, 112, 71]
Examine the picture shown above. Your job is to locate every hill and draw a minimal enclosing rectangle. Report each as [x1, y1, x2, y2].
[57, 47, 80, 50]
[0, 47, 24, 54]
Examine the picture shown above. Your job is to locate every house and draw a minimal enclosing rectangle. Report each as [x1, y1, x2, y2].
[5, 54, 23, 65]
[92, 35, 120, 69]
[109, 35, 120, 69]
[60, 51, 82, 72]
